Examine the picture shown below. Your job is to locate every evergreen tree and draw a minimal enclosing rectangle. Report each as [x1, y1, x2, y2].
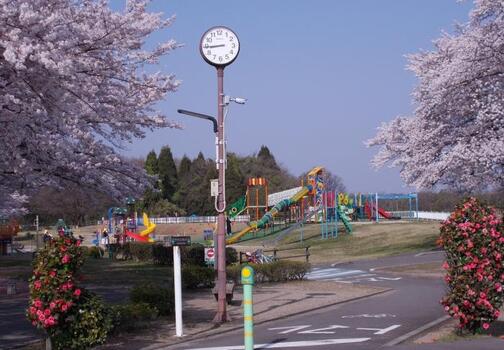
[144, 150, 159, 175]
[173, 155, 192, 209]
[226, 153, 245, 205]
[157, 146, 178, 201]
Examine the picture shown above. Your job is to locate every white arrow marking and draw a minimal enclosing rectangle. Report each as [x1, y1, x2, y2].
[377, 277, 402, 281]
[188, 338, 370, 350]
[357, 324, 401, 335]
[298, 325, 350, 334]
[268, 325, 311, 334]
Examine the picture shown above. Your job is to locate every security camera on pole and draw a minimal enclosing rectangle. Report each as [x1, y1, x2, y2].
[199, 26, 240, 323]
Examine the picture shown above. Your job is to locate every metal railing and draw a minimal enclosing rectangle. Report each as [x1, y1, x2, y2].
[239, 246, 310, 264]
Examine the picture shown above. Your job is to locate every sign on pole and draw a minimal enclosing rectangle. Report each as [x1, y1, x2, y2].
[171, 236, 191, 246]
[205, 247, 215, 265]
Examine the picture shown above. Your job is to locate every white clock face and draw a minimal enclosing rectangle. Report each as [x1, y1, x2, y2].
[200, 27, 240, 66]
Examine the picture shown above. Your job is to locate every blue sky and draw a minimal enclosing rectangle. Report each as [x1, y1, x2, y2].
[115, 0, 472, 193]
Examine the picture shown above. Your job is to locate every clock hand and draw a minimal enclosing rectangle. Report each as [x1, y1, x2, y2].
[208, 44, 225, 48]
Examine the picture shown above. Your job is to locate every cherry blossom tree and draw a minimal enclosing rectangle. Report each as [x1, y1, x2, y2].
[0, 0, 181, 216]
[367, 0, 504, 192]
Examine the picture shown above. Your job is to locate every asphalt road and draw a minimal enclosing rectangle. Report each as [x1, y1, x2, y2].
[170, 251, 450, 350]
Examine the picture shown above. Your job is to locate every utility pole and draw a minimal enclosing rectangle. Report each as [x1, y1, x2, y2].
[35, 215, 39, 251]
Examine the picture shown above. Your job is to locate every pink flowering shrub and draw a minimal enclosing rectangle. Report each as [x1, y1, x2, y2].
[27, 230, 111, 349]
[439, 197, 504, 333]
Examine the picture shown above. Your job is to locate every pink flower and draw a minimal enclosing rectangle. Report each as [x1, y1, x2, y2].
[442, 261, 449, 270]
[33, 300, 42, 308]
[495, 283, 502, 292]
[61, 254, 71, 264]
[34, 280, 42, 290]
[74, 289, 81, 297]
[44, 308, 51, 316]
[482, 323, 490, 330]
[479, 292, 487, 299]
[61, 304, 68, 312]
[29, 306, 36, 315]
[49, 302, 56, 309]
[49, 270, 56, 278]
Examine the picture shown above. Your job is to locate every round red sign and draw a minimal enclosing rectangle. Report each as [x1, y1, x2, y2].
[206, 248, 214, 258]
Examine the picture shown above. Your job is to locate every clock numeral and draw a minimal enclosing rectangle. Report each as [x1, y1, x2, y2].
[217, 29, 222, 35]
[225, 32, 228, 37]
[210, 32, 216, 37]
[213, 55, 216, 60]
[206, 37, 212, 43]
[230, 50, 234, 55]
[225, 54, 229, 60]
[219, 56, 223, 62]
[230, 36, 234, 41]
[231, 43, 236, 48]
[207, 50, 211, 55]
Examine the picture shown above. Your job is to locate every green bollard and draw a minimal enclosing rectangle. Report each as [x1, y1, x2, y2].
[241, 265, 254, 350]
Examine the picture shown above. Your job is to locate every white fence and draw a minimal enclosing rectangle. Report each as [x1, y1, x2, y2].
[417, 211, 450, 221]
[389, 211, 450, 221]
[150, 215, 250, 225]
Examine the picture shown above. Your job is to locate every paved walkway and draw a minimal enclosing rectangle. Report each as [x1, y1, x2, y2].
[96, 281, 386, 350]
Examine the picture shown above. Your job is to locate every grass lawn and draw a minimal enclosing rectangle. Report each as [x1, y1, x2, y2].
[234, 221, 441, 264]
[81, 258, 173, 287]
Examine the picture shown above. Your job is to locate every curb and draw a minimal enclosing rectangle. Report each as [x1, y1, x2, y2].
[383, 315, 451, 347]
[144, 288, 393, 350]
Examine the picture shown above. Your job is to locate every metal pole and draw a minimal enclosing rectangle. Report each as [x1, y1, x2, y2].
[173, 246, 183, 336]
[415, 194, 419, 221]
[375, 193, 379, 223]
[214, 66, 229, 323]
[35, 215, 39, 251]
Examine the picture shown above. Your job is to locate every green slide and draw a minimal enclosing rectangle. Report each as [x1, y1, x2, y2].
[337, 206, 353, 233]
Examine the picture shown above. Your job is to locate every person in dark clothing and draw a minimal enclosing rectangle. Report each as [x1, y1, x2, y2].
[226, 216, 232, 235]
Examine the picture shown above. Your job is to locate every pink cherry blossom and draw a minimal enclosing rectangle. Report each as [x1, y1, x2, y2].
[0, 0, 181, 215]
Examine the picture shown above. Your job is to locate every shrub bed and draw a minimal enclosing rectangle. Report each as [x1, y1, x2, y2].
[110, 302, 158, 332]
[129, 282, 174, 316]
[182, 265, 215, 289]
[439, 197, 503, 333]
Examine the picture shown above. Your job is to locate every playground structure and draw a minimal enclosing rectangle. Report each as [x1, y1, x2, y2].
[361, 193, 418, 222]
[98, 200, 156, 244]
[225, 172, 419, 244]
[226, 166, 326, 244]
[246, 177, 268, 221]
[125, 213, 156, 243]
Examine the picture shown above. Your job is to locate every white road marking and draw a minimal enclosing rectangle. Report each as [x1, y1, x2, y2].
[342, 314, 396, 319]
[307, 268, 402, 283]
[188, 338, 371, 350]
[268, 325, 311, 334]
[298, 325, 349, 334]
[414, 251, 442, 257]
[357, 324, 401, 335]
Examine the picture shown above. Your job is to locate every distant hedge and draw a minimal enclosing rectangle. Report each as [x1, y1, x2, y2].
[227, 261, 310, 284]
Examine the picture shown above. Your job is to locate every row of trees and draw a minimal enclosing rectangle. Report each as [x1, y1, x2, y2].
[139, 145, 347, 217]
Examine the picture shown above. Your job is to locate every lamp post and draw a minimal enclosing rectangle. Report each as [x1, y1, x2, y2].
[178, 94, 245, 323]
[196, 26, 241, 323]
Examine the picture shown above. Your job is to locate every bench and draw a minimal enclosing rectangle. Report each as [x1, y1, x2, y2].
[212, 281, 235, 304]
